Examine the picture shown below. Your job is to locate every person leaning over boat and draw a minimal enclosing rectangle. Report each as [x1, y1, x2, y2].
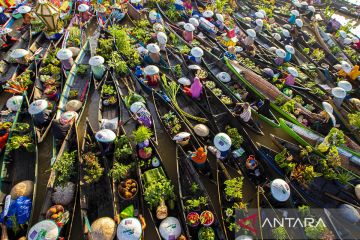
[188, 147, 212, 177]
[233, 102, 251, 123]
[0, 28, 17, 49]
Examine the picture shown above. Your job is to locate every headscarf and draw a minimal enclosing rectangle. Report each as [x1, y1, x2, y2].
[190, 77, 202, 99]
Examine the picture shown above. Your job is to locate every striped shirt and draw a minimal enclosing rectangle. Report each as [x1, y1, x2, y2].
[240, 108, 252, 122]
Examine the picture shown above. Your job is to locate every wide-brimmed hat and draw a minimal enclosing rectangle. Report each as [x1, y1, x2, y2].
[29, 99, 48, 115]
[143, 65, 159, 75]
[153, 22, 164, 32]
[146, 43, 160, 53]
[216, 13, 224, 22]
[89, 56, 105, 66]
[341, 61, 352, 73]
[214, 133, 232, 151]
[322, 101, 336, 127]
[291, 10, 299, 16]
[270, 179, 290, 202]
[78, 4, 89, 12]
[56, 48, 73, 60]
[6, 95, 23, 111]
[300, 1, 308, 6]
[246, 29, 256, 38]
[285, 45, 295, 54]
[183, 23, 195, 32]
[194, 124, 209, 137]
[283, 24, 292, 30]
[203, 10, 214, 18]
[190, 47, 203, 58]
[259, 9, 266, 17]
[338, 80, 352, 92]
[339, 30, 347, 38]
[287, 67, 298, 77]
[95, 129, 116, 143]
[157, 32, 167, 44]
[308, 5, 315, 12]
[18, 5, 31, 14]
[117, 218, 142, 240]
[255, 19, 263, 27]
[216, 72, 231, 83]
[282, 29, 290, 37]
[10, 49, 29, 59]
[159, 217, 182, 240]
[189, 17, 199, 27]
[275, 48, 286, 58]
[344, 38, 352, 45]
[352, 37, 359, 43]
[255, 11, 264, 19]
[295, 19, 303, 28]
[272, 33, 281, 41]
[177, 77, 191, 86]
[172, 132, 191, 141]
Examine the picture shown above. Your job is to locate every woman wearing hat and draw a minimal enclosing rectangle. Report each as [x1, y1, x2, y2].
[284, 67, 298, 86]
[254, 19, 263, 33]
[244, 29, 256, 48]
[78, 4, 93, 24]
[281, 29, 292, 45]
[284, 45, 295, 62]
[29, 99, 52, 128]
[306, 5, 315, 20]
[183, 23, 195, 43]
[288, 10, 299, 24]
[352, 37, 360, 51]
[184, 76, 203, 99]
[337, 30, 347, 45]
[0, 28, 17, 50]
[17, 5, 32, 31]
[274, 48, 286, 65]
[189, 147, 212, 177]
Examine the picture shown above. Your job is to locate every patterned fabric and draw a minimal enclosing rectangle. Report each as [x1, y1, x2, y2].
[240, 107, 251, 122]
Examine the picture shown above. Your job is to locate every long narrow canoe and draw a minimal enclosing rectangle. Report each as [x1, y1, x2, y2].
[0, 94, 38, 239]
[35, 123, 79, 239]
[80, 120, 116, 239]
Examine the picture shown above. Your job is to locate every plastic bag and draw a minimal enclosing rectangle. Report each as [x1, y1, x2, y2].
[0, 196, 32, 228]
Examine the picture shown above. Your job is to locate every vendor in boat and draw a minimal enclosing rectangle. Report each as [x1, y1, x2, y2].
[189, 147, 212, 176]
[233, 102, 252, 123]
[17, 5, 32, 31]
[52, 111, 78, 140]
[337, 61, 360, 81]
[284, 45, 295, 62]
[352, 37, 360, 51]
[183, 22, 195, 43]
[246, 155, 261, 177]
[244, 28, 256, 48]
[143, 65, 160, 87]
[257, 98, 271, 117]
[281, 29, 292, 45]
[0, 28, 17, 49]
[146, 43, 161, 64]
[172, 132, 191, 146]
[254, 19, 263, 33]
[214, 132, 232, 160]
[274, 48, 286, 65]
[306, 5, 315, 20]
[215, 13, 225, 31]
[184, 76, 203, 99]
[78, 4, 93, 24]
[291, 19, 303, 40]
[315, 102, 336, 135]
[29, 99, 52, 128]
[337, 30, 347, 45]
[0, 7, 9, 25]
[284, 67, 298, 86]
[288, 10, 299, 25]
[157, 32, 167, 51]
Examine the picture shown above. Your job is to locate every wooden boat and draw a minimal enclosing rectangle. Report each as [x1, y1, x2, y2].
[0, 29, 31, 85]
[264, 134, 360, 207]
[176, 146, 226, 240]
[98, 71, 146, 237]
[32, 37, 63, 143]
[127, 2, 146, 20]
[79, 120, 115, 239]
[0, 94, 38, 239]
[55, 39, 93, 136]
[35, 123, 79, 239]
[166, 48, 265, 136]
[139, 139, 187, 239]
[111, 69, 158, 145]
[279, 118, 360, 167]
